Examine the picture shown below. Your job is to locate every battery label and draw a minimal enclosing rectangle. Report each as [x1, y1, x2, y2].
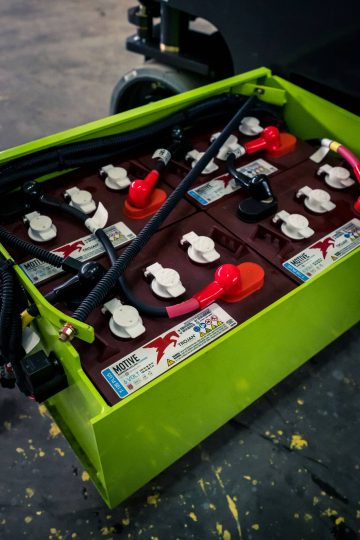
[102, 303, 237, 400]
[20, 222, 136, 284]
[187, 159, 278, 206]
[283, 218, 360, 281]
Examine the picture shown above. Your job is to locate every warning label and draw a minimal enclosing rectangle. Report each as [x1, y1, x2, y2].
[187, 159, 278, 206]
[102, 303, 237, 399]
[20, 222, 136, 284]
[283, 218, 360, 281]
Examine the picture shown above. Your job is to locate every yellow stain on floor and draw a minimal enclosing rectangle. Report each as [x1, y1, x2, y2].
[16, 447, 25, 454]
[214, 467, 225, 489]
[25, 487, 35, 499]
[290, 434, 308, 450]
[226, 494, 242, 539]
[322, 508, 338, 517]
[198, 478, 207, 495]
[304, 513, 313, 522]
[313, 496, 319, 506]
[209, 503, 216, 511]
[297, 399, 304, 406]
[251, 523, 260, 530]
[216, 522, 223, 536]
[122, 508, 130, 526]
[189, 512, 198, 522]
[264, 430, 277, 439]
[335, 517, 345, 525]
[100, 526, 117, 536]
[49, 422, 61, 438]
[24, 516, 33, 524]
[38, 404, 49, 418]
[81, 471, 90, 482]
[54, 448, 65, 457]
[147, 493, 160, 507]
[243, 475, 252, 481]
[223, 530, 231, 540]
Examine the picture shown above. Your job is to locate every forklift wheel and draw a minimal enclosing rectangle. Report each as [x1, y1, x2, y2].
[110, 61, 208, 114]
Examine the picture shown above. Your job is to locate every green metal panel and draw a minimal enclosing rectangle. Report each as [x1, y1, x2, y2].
[1, 68, 359, 507]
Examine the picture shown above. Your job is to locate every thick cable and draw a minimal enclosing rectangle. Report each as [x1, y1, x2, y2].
[0, 225, 63, 267]
[226, 152, 251, 188]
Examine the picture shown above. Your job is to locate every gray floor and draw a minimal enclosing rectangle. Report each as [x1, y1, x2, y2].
[0, 0, 141, 149]
[0, 2, 359, 540]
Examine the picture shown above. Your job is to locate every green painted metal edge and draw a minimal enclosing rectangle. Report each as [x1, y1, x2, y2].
[267, 76, 360, 154]
[238, 82, 287, 105]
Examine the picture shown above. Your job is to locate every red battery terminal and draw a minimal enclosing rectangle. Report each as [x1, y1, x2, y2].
[193, 262, 265, 308]
[124, 169, 167, 219]
[244, 126, 296, 158]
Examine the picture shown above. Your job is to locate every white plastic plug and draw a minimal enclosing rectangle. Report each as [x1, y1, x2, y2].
[296, 186, 336, 213]
[210, 133, 245, 161]
[309, 138, 333, 163]
[180, 231, 220, 264]
[100, 164, 131, 190]
[24, 211, 57, 243]
[102, 298, 145, 339]
[239, 116, 263, 136]
[144, 262, 185, 298]
[84, 202, 109, 233]
[317, 164, 355, 189]
[273, 210, 314, 240]
[185, 149, 219, 174]
[64, 187, 96, 214]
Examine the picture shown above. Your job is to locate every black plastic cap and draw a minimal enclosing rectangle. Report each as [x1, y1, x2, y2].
[22, 351, 68, 402]
[237, 197, 278, 223]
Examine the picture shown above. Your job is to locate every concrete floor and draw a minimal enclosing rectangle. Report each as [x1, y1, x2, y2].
[0, 2, 360, 540]
[0, 0, 141, 149]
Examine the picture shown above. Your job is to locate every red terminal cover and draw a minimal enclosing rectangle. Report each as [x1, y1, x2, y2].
[193, 262, 265, 308]
[124, 188, 167, 219]
[127, 169, 160, 208]
[244, 126, 297, 158]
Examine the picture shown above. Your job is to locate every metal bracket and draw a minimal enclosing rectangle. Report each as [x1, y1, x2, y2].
[238, 83, 287, 106]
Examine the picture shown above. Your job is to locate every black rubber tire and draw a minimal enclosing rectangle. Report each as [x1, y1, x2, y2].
[109, 60, 209, 114]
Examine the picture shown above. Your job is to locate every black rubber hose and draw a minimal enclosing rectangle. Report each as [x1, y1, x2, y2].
[0, 93, 243, 194]
[0, 225, 63, 267]
[39, 195, 88, 224]
[71, 94, 257, 323]
[119, 275, 166, 317]
[95, 229, 166, 317]
[0, 263, 14, 366]
[226, 152, 251, 188]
